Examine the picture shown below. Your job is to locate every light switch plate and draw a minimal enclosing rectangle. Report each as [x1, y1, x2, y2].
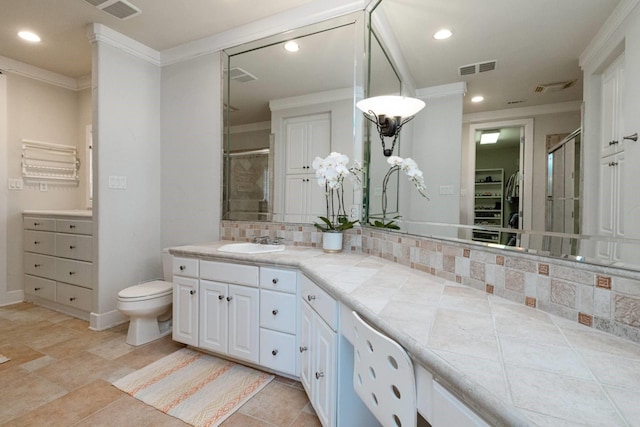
[39, 182, 48, 192]
[8, 178, 23, 190]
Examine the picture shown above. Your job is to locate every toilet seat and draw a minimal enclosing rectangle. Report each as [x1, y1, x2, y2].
[118, 280, 173, 302]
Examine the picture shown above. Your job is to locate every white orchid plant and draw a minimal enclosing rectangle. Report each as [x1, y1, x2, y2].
[312, 152, 363, 232]
[372, 155, 428, 230]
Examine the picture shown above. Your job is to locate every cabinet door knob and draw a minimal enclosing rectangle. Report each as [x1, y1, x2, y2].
[307, 295, 316, 301]
[34, 222, 41, 226]
[69, 245, 76, 249]
[69, 271, 76, 275]
[226, 296, 233, 302]
[271, 349, 278, 356]
[34, 287, 41, 291]
[69, 225, 76, 229]
[299, 346, 308, 353]
[179, 265, 186, 271]
[34, 264, 41, 268]
[272, 309, 278, 316]
[609, 140, 619, 146]
[218, 294, 224, 300]
[69, 297, 76, 302]
[315, 371, 324, 379]
[34, 241, 41, 245]
[609, 161, 619, 167]
[189, 290, 196, 295]
[272, 278, 278, 284]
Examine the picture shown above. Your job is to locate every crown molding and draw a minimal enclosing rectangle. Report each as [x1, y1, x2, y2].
[161, 0, 366, 66]
[416, 82, 467, 99]
[0, 55, 81, 91]
[579, 0, 640, 70]
[463, 100, 582, 123]
[269, 87, 353, 111]
[86, 23, 161, 67]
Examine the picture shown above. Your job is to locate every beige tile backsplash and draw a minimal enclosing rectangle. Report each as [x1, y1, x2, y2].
[221, 221, 640, 344]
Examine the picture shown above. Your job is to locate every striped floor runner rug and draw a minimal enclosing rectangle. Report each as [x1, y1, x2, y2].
[113, 348, 274, 427]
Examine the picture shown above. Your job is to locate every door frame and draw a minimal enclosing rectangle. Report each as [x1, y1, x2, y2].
[466, 118, 534, 244]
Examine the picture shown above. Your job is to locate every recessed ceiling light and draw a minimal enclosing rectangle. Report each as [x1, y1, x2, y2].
[18, 31, 41, 43]
[284, 41, 299, 52]
[480, 131, 500, 144]
[471, 95, 484, 103]
[433, 29, 453, 40]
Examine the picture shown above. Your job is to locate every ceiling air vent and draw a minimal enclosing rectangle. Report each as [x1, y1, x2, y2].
[458, 60, 498, 76]
[83, 0, 141, 20]
[226, 67, 258, 83]
[534, 79, 577, 94]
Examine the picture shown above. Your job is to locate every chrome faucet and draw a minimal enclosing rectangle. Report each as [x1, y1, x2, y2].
[253, 236, 283, 245]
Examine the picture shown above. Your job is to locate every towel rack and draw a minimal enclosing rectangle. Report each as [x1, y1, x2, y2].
[21, 139, 80, 184]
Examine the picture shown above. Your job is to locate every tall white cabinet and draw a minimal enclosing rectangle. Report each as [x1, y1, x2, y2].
[597, 54, 626, 261]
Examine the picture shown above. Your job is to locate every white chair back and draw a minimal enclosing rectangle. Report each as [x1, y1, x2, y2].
[352, 311, 417, 427]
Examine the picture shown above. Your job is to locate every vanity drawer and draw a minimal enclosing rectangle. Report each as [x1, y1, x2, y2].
[200, 260, 258, 287]
[301, 275, 337, 331]
[55, 234, 93, 261]
[24, 275, 56, 301]
[24, 253, 56, 279]
[260, 267, 297, 293]
[56, 219, 92, 235]
[56, 283, 92, 311]
[24, 230, 55, 255]
[260, 289, 296, 334]
[24, 217, 56, 232]
[259, 328, 296, 375]
[173, 257, 199, 278]
[56, 259, 93, 288]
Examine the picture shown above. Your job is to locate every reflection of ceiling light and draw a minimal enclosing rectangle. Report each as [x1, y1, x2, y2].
[284, 41, 299, 52]
[480, 131, 500, 144]
[433, 29, 453, 40]
[18, 31, 41, 43]
[471, 95, 484, 103]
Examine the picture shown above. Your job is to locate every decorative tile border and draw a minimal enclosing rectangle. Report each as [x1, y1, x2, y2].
[221, 221, 640, 344]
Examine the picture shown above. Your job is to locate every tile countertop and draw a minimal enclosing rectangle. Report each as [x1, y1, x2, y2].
[169, 242, 640, 427]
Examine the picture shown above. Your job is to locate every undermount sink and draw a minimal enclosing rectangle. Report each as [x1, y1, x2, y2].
[217, 242, 286, 254]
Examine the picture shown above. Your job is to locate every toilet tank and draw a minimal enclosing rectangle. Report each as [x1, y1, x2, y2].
[162, 248, 173, 281]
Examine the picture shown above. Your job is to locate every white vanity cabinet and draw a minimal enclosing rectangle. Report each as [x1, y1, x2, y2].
[259, 267, 299, 376]
[172, 256, 199, 346]
[23, 212, 93, 317]
[300, 274, 338, 427]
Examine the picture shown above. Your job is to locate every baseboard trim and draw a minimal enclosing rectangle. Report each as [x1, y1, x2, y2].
[0, 289, 24, 307]
[90, 309, 128, 331]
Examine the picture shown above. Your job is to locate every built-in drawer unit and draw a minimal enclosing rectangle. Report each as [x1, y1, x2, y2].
[23, 212, 94, 317]
[301, 274, 337, 331]
[173, 257, 199, 278]
[259, 267, 297, 293]
[260, 328, 297, 373]
[200, 260, 259, 287]
[260, 289, 296, 334]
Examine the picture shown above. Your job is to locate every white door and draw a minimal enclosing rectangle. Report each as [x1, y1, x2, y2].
[600, 54, 624, 157]
[172, 276, 199, 346]
[314, 317, 336, 427]
[199, 280, 228, 354]
[300, 301, 314, 394]
[285, 122, 308, 174]
[228, 284, 260, 363]
[285, 174, 311, 223]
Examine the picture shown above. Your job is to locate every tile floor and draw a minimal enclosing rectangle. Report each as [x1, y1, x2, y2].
[0, 302, 320, 427]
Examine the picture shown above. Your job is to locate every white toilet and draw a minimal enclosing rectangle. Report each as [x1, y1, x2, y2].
[117, 250, 174, 346]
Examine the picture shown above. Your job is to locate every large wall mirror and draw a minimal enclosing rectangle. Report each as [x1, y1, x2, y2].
[223, 12, 366, 224]
[366, 0, 640, 271]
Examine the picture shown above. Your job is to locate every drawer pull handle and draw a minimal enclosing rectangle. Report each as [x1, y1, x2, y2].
[69, 297, 76, 302]
[299, 346, 307, 353]
[69, 245, 76, 249]
[307, 295, 316, 301]
[69, 225, 76, 229]
[272, 309, 278, 316]
[226, 296, 233, 302]
[34, 222, 41, 226]
[34, 264, 41, 268]
[218, 294, 224, 300]
[34, 287, 41, 291]
[190, 290, 196, 295]
[271, 349, 278, 356]
[179, 265, 186, 271]
[315, 371, 324, 380]
[34, 241, 41, 245]
[272, 278, 279, 284]
[69, 271, 76, 275]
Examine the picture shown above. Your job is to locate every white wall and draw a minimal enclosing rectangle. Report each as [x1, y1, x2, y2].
[92, 40, 161, 321]
[161, 52, 222, 248]
[2, 73, 88, 303]
[0, 74, 8, 304]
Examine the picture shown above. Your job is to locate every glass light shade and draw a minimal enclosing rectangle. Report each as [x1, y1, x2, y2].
[356, 96, 425, 119]
[480, 132, 500, 144]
